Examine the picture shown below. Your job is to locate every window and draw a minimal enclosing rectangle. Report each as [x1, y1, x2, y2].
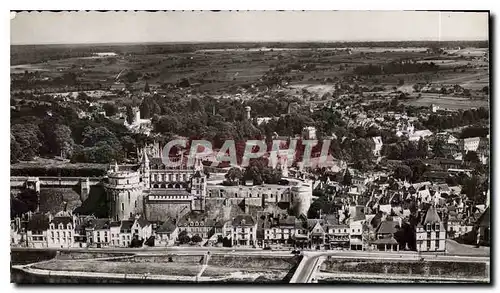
[435, 232, 439, 239]
[435, 240, 439, 248]
[51, 231, 54, 238]
[121, 203, 124, 211]
[135, 201, 137, 208]
[427, 232, 432, 239]
[427, 240, 431, 248]
[63, 231, 66, 238]
[434, 224, 440, 231]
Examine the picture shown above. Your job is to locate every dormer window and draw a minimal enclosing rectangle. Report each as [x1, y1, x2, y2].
[67, 224, 72, 230]
[426, 224, 431, 231]
[434, 223, 440, 231]
[59, 224, 64, 230]
[50, 224, 55, 230]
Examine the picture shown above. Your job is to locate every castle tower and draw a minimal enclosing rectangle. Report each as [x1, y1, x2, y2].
[104, 168, 145, 221]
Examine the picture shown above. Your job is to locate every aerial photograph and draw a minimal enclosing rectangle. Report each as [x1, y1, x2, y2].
[10, 11, 490, 284]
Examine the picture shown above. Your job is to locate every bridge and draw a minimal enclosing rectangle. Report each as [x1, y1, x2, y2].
[10, 176, 103, 201]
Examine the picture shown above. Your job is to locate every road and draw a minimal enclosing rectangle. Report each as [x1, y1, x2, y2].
[290, 251, 490, 283]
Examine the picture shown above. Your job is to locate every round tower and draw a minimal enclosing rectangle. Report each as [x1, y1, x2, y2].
[104, 168, 145, 221]
[291, 180, 313, 217]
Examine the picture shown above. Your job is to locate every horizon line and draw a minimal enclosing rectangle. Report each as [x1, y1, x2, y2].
[11, 39, 489, 46]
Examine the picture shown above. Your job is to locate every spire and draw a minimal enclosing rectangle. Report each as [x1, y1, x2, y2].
[142, 147, 149, 164]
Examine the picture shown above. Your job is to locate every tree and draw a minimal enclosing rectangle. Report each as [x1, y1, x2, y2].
[144, 81, 150, 93]
[225, 167, 243, 185]
[464, 151, 480, 164]
[126, 105, 135, 125]
[394, 165, 413, 181]
[53, 124, 74, 158]
[11, 123, 42, 161]
[178, 230, 191, 244]
[144, 236, 155, 247]
[191, 234, 202, 243]
[342, 169, 352, 186]
[416, 138, 428, 159]
[15, 189, 39, 214]
[431, 138, 446, 158]
[102, 103, 118, 117]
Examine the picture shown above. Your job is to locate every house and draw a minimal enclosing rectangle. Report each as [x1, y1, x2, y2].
[88, 218, 112, 248]
[47, 211, 74, 248]
[302, 126, 317, 140]
[131, 216, 152, 242]
[26, 213, 49, 248]
[372, 136, 383, 157]
[156, 219, 178, 247]
[446, 213, 474, 239]
[307, 219, 326, 249]
[348, 207, 366, 251]
[372, 220, 400, 251]
[109, 221, 121, 247]
[223, 214, 257, 247]
[409, 129, 433, 142]
[324, 214, 349, 250]
[11, 217, 25, 247]
[73, 215, 95, 248]
[119, 220, 134, 247]
[416, 206, 446, 252]
[262, 214, 296, 247]
[177, 211, 215, 239]
[461, 137, 481, 152]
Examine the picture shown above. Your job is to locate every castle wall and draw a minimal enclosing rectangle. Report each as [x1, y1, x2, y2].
[144, 202, 191, 222]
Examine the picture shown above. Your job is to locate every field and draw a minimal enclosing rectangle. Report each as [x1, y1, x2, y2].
[11, 42, 490, 98]
[402, 95, 488, 110]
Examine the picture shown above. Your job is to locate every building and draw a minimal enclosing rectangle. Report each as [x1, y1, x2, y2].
[223, 215, 257, 247]
[324, 215, 349, 250]
[262, 214, 297, 247]
[26, 213, 49, 248]
[307, 219, 326, 249]
[302, 126, 317, 140]
[372, 220, 400, 251]
[416, 206, 446, 252]
[119, 220, 134, 247]
[372, 136, 383, 157]
[461, 137, 481, 152]
[47, 211, 74, 248]
[88, 219, 112, 248]
[177, 211, 215, 239]
[131, 216, 153, 242]
[156, 219, 178, 247]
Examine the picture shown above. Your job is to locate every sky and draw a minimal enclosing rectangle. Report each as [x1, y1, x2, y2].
[10, 11, 489, 45]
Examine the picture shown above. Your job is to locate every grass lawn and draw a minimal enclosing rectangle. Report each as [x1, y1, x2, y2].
[33, 260, 202, 276]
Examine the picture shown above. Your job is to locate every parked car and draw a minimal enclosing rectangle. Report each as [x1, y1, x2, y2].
[263, 246, 272, 251]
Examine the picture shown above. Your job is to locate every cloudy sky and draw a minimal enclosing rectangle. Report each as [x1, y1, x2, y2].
[11, 11, 489, 45]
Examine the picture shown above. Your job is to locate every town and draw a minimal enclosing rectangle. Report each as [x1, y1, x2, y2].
[10, 11, 490, 284]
